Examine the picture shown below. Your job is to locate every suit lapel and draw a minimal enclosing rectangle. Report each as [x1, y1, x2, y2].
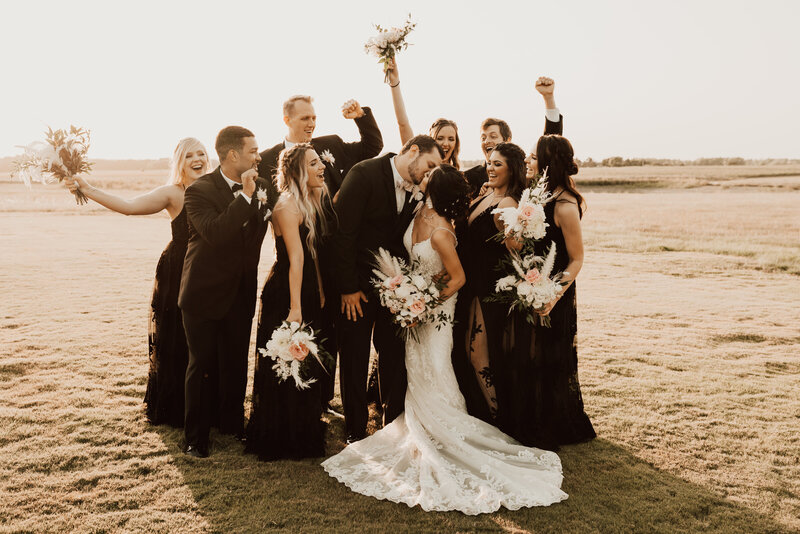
[380, 153, 399, 223]
[211, 168, 235, 206]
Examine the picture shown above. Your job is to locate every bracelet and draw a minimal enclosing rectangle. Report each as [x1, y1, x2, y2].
[389, 81, 400, 88]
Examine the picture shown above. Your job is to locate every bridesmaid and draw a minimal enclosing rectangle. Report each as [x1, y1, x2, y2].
[245, 143, 332, 460]
[64, 138, 212, 427]
[450, 142, 528, 424]
[506, 135, 595, 450]
[384, 57, 463, 168]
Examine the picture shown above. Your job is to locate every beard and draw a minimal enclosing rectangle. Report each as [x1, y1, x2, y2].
[407, 156, 426, 185]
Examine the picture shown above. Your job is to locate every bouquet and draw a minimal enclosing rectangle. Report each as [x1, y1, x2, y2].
[371, 248, 450, 341]
[492, 168, 552, 244]
[491, 242, 566, 327]
[11, 126, 93, 205]
[258, 321, 332, 390]
[364, 14, 416, 83]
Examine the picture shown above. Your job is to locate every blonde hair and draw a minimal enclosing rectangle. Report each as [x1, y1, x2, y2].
[282, 95, 313, 118]
[275, 143, 332, 259]
[166, 137, 208, 186]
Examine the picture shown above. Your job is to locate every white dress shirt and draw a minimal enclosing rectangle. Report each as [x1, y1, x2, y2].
[544, 108, 561, 123]
[220, 168, 251, 203]
[389, 156, 409, 214]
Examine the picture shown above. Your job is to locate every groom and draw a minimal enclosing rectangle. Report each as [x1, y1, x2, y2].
[179, 126, 277, 458]
[333, 135, 444, 443]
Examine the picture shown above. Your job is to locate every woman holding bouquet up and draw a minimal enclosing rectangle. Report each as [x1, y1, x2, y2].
[245, 143, 332, 460]
[450, 142, 529, 426]
[505, 135, 595, 450]
[64, 138, 214, 427]
[383, 58, 462, 169]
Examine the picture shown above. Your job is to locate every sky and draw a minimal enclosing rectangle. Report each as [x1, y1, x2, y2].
[1, 0, 798, 161]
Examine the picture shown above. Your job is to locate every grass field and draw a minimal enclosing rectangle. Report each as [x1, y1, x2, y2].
[1, 166, 799, 533]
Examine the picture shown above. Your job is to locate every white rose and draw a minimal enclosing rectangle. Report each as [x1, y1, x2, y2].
[411, 274, 426, 290]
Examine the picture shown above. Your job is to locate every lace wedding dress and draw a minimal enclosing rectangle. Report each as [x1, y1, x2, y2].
[321, 221, 568, 515]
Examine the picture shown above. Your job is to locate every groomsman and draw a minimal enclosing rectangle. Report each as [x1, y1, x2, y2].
[333, 135, 444, 443]
[259, 96, 384, 414]
[464, 77, 564, 195]
[258, 96, 383, 198]
[179, 126, 277, 458]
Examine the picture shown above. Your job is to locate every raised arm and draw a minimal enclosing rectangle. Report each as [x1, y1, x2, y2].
[64, 175, 179, 217]
[535, 77, 564, 135]
[340, 101, 384, 161]
[385, 57, 414, 145]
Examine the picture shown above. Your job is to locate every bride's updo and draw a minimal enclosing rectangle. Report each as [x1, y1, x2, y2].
[426, 164, 471, 222]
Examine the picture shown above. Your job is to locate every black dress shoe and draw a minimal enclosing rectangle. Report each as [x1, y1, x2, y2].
[184, 445, 209, 458]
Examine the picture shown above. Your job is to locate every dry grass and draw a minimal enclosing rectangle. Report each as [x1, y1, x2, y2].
[1, 167, 798, 533]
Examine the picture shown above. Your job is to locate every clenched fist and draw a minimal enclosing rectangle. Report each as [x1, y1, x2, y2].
[535, 76, 555, 96]
[241, 169, 258, 197]
[341, 99, 365, 119]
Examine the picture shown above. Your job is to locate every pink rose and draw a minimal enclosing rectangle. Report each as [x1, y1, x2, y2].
[289, 341, 309, 361]
[408, 300, 426, 316]
[385, 274, 404, 290]
[519, 204, 536, 220]
[524, 268, 541, 284]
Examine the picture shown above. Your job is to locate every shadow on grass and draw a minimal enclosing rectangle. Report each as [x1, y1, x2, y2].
[154, 422, 792, 534]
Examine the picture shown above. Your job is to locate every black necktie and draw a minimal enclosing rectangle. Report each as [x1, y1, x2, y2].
[231, 183, 242, 193]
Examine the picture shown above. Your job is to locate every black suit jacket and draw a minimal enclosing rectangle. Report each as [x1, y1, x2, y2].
[257, 107, 383, 198]
[178, 167, 277, 321]
[333, 153, 419, 296]
[464, 114, 564, 194]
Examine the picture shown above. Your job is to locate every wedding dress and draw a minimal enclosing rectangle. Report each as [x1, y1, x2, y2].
[321, 221, 568, 515]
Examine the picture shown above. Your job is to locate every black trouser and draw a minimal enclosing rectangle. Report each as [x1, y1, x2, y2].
[182, 288, 253, 449]
[319, 297, 339, 406]
[338, 298, 406, 438]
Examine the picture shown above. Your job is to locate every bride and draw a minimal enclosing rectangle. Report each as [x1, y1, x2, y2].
[322, 165, 568, 515]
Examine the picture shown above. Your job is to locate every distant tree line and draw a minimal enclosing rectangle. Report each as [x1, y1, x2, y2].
[577, 157, 800, 167]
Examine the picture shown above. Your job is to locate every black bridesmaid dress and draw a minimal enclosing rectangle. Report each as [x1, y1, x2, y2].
[451, 195, 511, 424]
[245, 224, 327, 460]
[145, 207, 204, 427]
[506, 197, 596, 450]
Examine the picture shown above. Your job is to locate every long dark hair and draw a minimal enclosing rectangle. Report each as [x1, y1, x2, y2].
[536, 135, 586, 217]
[427, 164, 471, 223]
[491, 142, 528, 202]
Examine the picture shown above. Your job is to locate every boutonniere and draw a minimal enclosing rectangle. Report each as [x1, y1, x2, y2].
[400, 179, 424, 202]
[320, 149, 335, 167]
[256, 187, 268, 208]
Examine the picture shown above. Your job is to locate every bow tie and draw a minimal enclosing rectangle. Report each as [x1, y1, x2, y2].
[396, 179, 415, 193]
[231, 183, 243, 193]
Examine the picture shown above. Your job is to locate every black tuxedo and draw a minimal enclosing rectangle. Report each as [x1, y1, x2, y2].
[464, 114, 564, 195]
[259, 108, 383, 408]
[257, 107, 383, 199]
[178, 167, 277, 450]
[333, 153, 420, 437]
